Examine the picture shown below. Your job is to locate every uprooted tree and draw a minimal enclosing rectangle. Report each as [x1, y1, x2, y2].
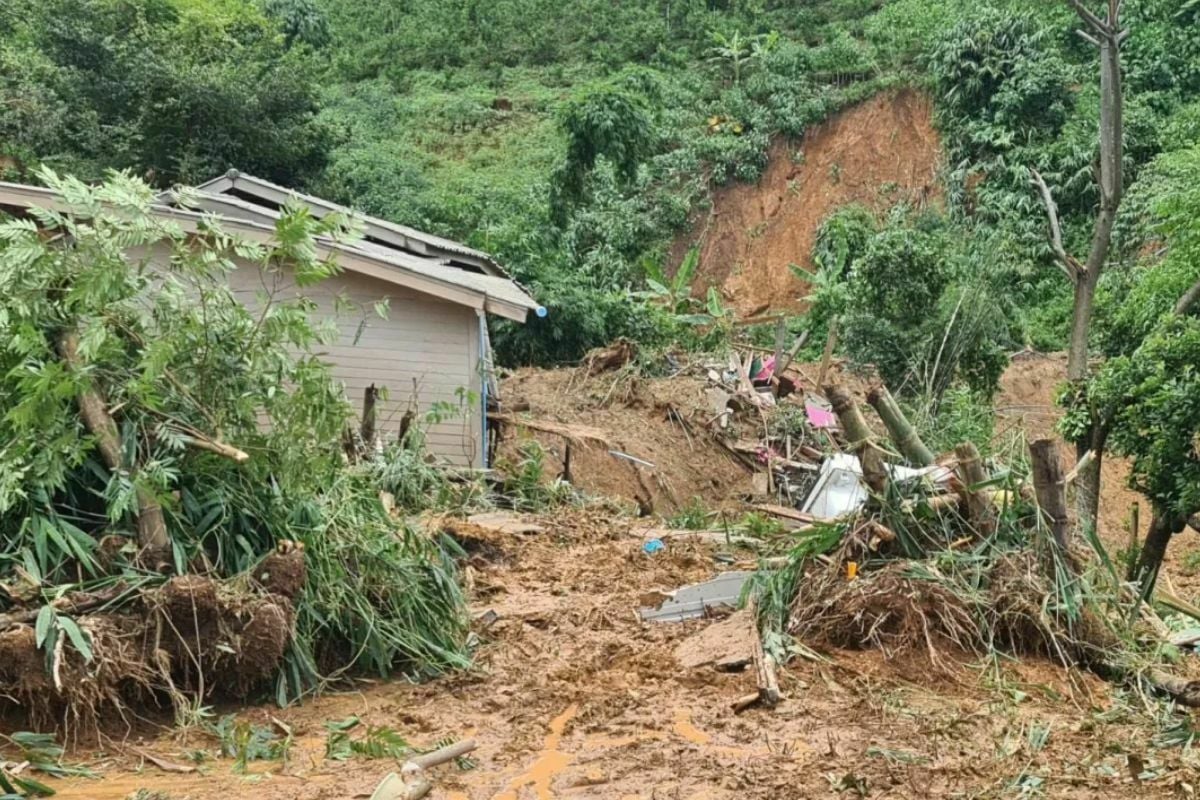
[0, 171, 467, 731]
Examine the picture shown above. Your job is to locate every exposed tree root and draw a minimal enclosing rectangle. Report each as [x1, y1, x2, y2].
[0, 569, 299, 737]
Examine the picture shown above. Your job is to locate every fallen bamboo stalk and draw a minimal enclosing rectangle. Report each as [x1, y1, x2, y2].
[411, 739, 478, 770]
[825, 383, 888, 495]
[752, 504, 818, 524]
[866, 385, 934, 466]
[181, 434, 250, 464]
[58, 331, 168, 552]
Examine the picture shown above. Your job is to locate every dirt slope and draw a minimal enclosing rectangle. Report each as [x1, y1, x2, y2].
[676, 89, 942, 316]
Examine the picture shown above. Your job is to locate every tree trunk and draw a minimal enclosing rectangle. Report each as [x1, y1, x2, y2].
[866, 385, 934, 466]
[1074, 424, 1109, 539]
[1133, 511, 1188, 594]
[1029, 439, 1070, 552]
[56, 331, 169, 552]
[1061, 3, 1126, 536]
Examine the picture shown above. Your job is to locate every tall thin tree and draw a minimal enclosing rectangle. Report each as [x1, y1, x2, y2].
[1029, 0, 1128, 537]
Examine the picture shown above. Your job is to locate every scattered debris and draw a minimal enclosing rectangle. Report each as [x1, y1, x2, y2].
[638, 571, 753, 623]
[635, 527, 762, 548]
[369, 738, 478, 800]
[583, 338, 636, 375]
[674, 608, 756, 671]
[466, 512, 546, 536]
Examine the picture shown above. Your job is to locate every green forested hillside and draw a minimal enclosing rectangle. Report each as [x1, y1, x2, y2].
[2, 0, 1199, 369]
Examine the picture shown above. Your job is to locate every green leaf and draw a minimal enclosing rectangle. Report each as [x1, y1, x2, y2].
[35, 606, 55, 649]
[674, 247, 699, 294]
[56, 617, 93, 663]
[705, 287, 724, 318]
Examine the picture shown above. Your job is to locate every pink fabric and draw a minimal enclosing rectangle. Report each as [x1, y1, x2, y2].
[805, 401, 837, 429]
[753, 355, 776, 382]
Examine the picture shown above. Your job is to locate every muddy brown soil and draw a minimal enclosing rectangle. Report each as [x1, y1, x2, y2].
[22, 355, 1200, 798]
[40, 501, 1197, 800]
[675, 89, 943, 317]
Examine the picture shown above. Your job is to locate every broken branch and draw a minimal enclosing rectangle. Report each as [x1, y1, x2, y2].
[1029, 168, 1084, 283]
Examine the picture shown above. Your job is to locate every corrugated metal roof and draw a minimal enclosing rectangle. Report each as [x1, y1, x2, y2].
[190, 170, 508, 277]
[0, 180, 541, 322]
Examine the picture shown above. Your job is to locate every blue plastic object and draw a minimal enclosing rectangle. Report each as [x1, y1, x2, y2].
[643, 538, 665, 555]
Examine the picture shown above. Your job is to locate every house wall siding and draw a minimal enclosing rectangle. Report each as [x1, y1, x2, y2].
[225, 263, 483, 467]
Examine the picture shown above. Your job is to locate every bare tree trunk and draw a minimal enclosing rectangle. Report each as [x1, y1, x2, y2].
[56, 331, 169, 552]
[866, 385, 935, 466]
[1029, 439, 1070, 552]
[1031, 2, 1127, 536]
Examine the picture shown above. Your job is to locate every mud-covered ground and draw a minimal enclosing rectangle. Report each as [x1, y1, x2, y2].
[19, 354, 1200, 798]
[40, 500, 1200, 800]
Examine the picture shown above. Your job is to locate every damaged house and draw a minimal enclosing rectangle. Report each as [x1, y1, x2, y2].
[0, 171, 543, 468]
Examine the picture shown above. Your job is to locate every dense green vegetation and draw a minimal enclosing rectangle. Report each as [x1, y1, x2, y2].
[3, 0, 1196, 374]
[2, 0, 1198, 551]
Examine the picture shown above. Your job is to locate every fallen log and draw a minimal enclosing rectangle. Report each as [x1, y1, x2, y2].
[487, 413, 613, 446]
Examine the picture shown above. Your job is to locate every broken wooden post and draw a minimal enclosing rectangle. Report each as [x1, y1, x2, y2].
[1125, 502, 1141, 581]
[772, 317, 787, 373]
[955, 441, 994, 535]
[361, 383, 379, 449]
[866, 385, 934, 466]
[816, 316, 839, 389]
[825, 383, 888, 495]
[1028, 438, 1069, 551]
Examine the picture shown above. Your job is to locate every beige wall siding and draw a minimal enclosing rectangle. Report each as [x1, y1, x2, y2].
[227, 263, 484, 467]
